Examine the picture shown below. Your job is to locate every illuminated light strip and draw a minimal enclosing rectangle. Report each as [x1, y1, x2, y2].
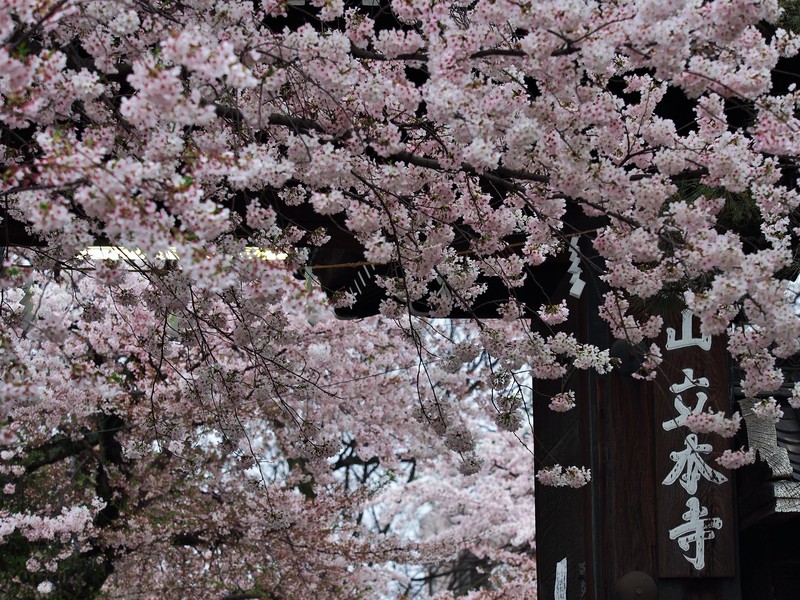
[286, 0, 380, 3]
[242, 247, 288, 261]
[80, 246, 147, 261]
[80, 247, 287, 262]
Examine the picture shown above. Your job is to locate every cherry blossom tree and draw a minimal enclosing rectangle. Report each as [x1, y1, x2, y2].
[2, 0, 800, 597]
[0, 255, 538, 598]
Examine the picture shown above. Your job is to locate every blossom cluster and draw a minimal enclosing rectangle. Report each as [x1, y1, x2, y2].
[791, 382, 800, 410]
[716, 447, 757, 470]
[684, 410, 742, 438]
[535, 464, 592, 488]
[752, 397, 785, 423]
[548, 391, 576, 413]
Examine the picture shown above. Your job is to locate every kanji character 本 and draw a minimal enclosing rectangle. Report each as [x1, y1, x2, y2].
[668, 497, 723, 570]
[662, 434, 728, 494]
[666, 309, 712, 351]
[662, 368, 709, 432]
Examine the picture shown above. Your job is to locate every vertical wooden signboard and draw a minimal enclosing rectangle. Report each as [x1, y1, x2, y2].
[535, 258, 740, 598]
[651, 309, 735, 578]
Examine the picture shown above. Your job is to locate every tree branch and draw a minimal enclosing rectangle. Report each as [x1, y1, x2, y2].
[20, 432, 100, 474]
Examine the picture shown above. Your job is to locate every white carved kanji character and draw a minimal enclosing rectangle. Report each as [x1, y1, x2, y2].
[666, 309, 712, 351]
[662, 369, 710, 432]
[662, 434, 728, 494]
[668, 497, 723, 570]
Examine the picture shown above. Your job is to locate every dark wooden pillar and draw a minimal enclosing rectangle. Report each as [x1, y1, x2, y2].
[533, 371, 595, 599]
[533, 239, 600, 600]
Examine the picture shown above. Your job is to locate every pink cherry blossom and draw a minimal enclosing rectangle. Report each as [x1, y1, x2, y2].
[716, 447, 757, 470]
[2, 0, 800, 595]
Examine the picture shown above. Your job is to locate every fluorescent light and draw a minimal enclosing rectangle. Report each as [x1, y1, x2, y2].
[79, 246, 146, 261]
[243, 247, 288, 261]
[80, 246, 286, 262]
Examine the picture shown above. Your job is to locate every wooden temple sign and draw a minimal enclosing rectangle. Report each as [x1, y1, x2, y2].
[652, 309, 735, 578]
